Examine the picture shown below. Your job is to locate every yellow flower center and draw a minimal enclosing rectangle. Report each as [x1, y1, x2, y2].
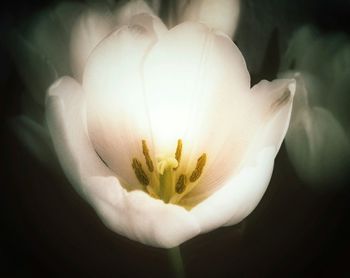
[131, 139, 207, 205]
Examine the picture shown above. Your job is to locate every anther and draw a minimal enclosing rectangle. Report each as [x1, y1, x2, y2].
[175, 174, 187, 194]
[189, 153, 207, 182]
[142, 140, 154, 172]
[132, 158, 150, 185]
[174, 139, 182, 170]
[175, 139, 182, 162]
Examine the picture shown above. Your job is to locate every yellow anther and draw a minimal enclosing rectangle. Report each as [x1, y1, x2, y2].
[174, 139, 182, 169]
[175, 174, 187, 194]
[142, 140, 154, 172]
[132, 158, 149, 186]
[189, 153, 207, 182]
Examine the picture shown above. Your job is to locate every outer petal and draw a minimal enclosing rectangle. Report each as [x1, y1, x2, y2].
[187, 79, 295, 226]
[46, 77, 200, 248]
[83, 16, 166, 190]
[70, 6, 115, 80]
[176, 0, 240, 38]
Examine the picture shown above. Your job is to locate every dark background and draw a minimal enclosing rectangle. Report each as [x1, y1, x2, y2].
[1, 0, 350, 277]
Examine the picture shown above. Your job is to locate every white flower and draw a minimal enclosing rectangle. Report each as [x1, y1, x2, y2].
[14, 0, 295, 248]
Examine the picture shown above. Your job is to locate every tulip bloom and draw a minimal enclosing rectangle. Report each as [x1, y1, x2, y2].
[15, 0, 295, 248]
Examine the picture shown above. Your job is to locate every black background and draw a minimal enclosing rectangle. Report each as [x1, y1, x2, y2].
[1, 0, 350, 277]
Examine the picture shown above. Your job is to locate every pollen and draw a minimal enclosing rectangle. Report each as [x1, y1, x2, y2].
[189, 153, 207, 182]
[132, 158, 150, 186]
[142, 140, 154, 172]
[174, 139, 182, 169]
[175, 174, 187, 194]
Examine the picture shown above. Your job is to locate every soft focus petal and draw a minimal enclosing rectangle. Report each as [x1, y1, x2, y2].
[10, 116, 58, 171]
[46, 77, 200, 248]
[10, 2, 83, 105]
[70, 6, 115, 80]
[29, 2, 83, 77]
[283, 74, 350, 186]
[326, 43, 350, 129]
[10, 33, 58, 106]
[286, 106, 350, 186]
[114, 0, 155, 25]
[83, 18, 162, 190]
[145, 0, 161, 15]
[176, 0, 240, 38]
[280, 26, 349, 107]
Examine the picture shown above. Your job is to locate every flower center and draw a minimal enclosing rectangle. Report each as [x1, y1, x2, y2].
[131, 139, 207, 205]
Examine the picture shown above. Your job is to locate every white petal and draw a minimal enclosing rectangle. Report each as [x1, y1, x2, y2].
[84, 177, 200, 247]
[83, 21, 160, 190]
[46, 77, 112, 194]
[143, 22, 250, 158]
[46, 76, 200, 247]
[189, 79, 295, 229]
[177, 0, 240, 37]
[182, 78, 295, 206]
[190, 146, 275, 232]
[246, 78, 296, 156]
[70, 6, 115, 80]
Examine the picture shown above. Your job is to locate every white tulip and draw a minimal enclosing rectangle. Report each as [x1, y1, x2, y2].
[14, 0, 295, 247]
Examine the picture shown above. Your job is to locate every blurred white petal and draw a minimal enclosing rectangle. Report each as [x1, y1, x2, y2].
[280, 26, 350, 187]
[177, 0, 240, 38]
[284, 74, 350, 186]
[114, 0, 155, 25]
[10, 116, 57, 170]
[70, 6, 115, 80]
[29, 2, 84, 77]
[10, 2, 83, 105]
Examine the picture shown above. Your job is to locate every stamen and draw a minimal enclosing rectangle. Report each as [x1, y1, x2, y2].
[189, 153, 207, 182]
[132, 158, 150, 186]
[175, 139, 183, 168]
[175, 174, 187, 194]
[142, 140, 154, 172]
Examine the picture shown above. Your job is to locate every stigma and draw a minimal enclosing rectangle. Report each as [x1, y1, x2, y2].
[131, 139, 207, 205]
